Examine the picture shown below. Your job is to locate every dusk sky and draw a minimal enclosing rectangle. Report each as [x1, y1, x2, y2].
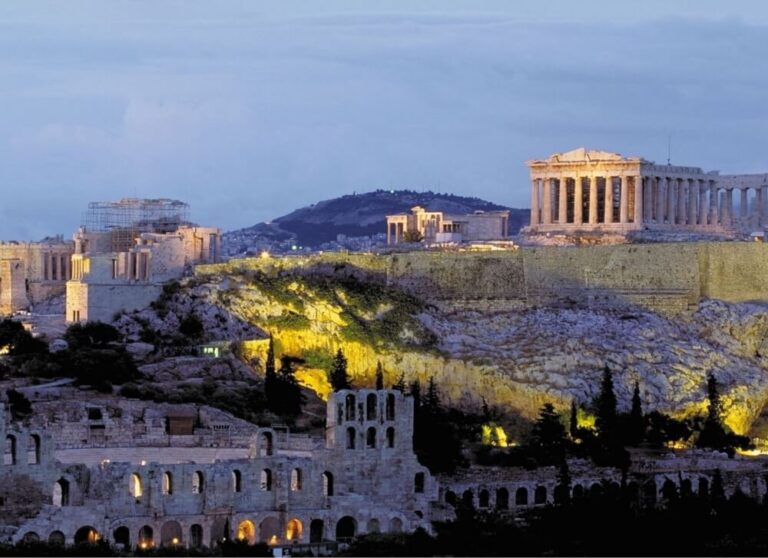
[1, 0, 767, 239]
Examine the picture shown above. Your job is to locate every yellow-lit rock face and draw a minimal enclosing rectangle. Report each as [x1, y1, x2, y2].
[196, 246, 768, 435]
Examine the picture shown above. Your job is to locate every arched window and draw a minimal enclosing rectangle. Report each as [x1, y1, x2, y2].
[28, 434, 41, 465]
[291, 468, 303, 491]
[260, 468, 272, 491]
[192, 471, 204, 494]
[515, 487, 528, 506]
[74, 526, 100, 545]
[48, 531, 65, 547]
[572, 484, 584, 500]
[335, 516, 356, 541]
[367, 519, 380, 534]
[189, 525, 203, 548]
[366, 393, 377, 420]
[345, 394, 356, 421]
[260, 431, 273, 456]
[53, 478, 70, 507]
[160, 520, 183, 547]
[389, 517, 402, 534]
[310, 519, 324, 543]
[346, 427, 356, 449]
[259, 517, 280, 544]
[698, 477, 710, 499]
[162, 472, 173, 495]
[414, 472, 425, 494]
[462, 489, 473, 507]
[445, 490, 457, 505]
[386, 394, 395, 420]
[130, 473, 143, 498]
[113, 527, 130, 548]
[322, 471, 334, 496]
[286, 518, 302, 542]
[22, 532, 39, 544]
[236, 520, 255, 544]
[366, 427, 376, 449]
[4, 435, 16, 465]
[386, 427, 395, 448]
[232, 470, 242, 493]
[534, 486, 547, 505]
[496, 487, 509, 510]
[479, 489, 490, 508]
[138, 525, 154, 549]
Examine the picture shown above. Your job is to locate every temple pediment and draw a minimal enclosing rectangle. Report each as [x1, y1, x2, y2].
[552, 148, 626, 163]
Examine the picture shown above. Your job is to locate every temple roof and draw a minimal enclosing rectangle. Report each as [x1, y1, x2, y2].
[527, 147, 646, 166]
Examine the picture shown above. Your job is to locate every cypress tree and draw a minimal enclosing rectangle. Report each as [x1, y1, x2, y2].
[697, 373, 728, 450]
[277, 357, 303, 416]
[555, 459, 572, 505]
[328, 348, 351, 391]
[569, 399, 579, 440]
[710, 468, 726, 507]
[425, 376, 440, 411]
[409, 380, 422, 409]
[375, 361, 384, 390]
[264, 335, 279, 408]
[392, 372, 406, 392]
[629, 381, 644, 446]
[529, 403, 567, 464]
[265, 334, 276, 377]
[596, 366, 618, 443]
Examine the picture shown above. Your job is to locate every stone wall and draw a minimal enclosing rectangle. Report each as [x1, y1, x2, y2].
[66, 281, 163, 323]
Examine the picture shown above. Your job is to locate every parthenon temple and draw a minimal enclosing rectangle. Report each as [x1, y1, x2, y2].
[526, 148, 768, 234]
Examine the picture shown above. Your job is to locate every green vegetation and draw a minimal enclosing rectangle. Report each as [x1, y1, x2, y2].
[328, 348, 352, 391]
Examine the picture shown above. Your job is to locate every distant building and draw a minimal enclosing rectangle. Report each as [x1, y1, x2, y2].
[0, 237, 74, 315]
[386, 206, 509, 245]
[66, 199, 221, 323]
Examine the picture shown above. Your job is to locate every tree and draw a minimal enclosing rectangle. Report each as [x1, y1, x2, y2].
[265, 357, 304, 417]
[392, 372, 406, 392]
[628, 381, 644, 446]
[595, 366, 618, 443]
[710, 468, 726, 508]
[409, 380, 422, 409]
[403, 230, 424, 243]
[0, 319, 47, 356]
[696, 373, 751, 455]
[64, 321, 120, 349]
[375, 361, 384, 390]
[179, 314, 204, 339]
[328, 348, 352, 391]
[425, 376, 440, 411]
[555, 459, 572, 505]
[528, 403, 568, 464]
[6, 389, 32, 421]
[569, 399, 579, 440]
[265, 335, 276, 378]
[645, 411, 691, 448]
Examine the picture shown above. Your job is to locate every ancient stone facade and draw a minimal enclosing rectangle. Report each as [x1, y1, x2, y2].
[386, 206, 509, 245]
[0, 238, 74, 315]
[526, 148, 768, 235]
[66, 199, 221, 323]
[2, 389, 435, 550]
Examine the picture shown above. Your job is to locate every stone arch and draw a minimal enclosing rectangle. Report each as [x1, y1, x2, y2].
[310, 519, 324, 543]
[462, 489, 474, 507]
[496, 487, 509, 510]
[515, 487, 528, 506]
[336, 516, 357, 541]
[236, 520, 255, 544]
[642, 479, 657, 505]
[162, 471, 173, 495]
[138, 525, 154, 549]
[388, 517, 403, 534]
[27, 434, 41, 465]
[113, 526, 130, 548]
[478, 489, 490, 508]
[259, 517, 280, 544]
[53, 478, 70, 507]
[445, 490, 457, 505]
[680, 478, 693, 497]
[345, 394, 356, 421]
[698, 477, 710, 499]
[74, 526, 100, 545]
[322, 471, 334, 496]
[572, 484, 584, 499]
[210, 517, 230, 545]
[189, 524, 203, 548]
[589, 483, 603, 499]
[386, 393, 396, 420]
[414, 472, 425, 494]
[386, 427, 395, 448]
[4, 434, 16, 465]
[661, 479, 678, 500]
[366, 393, 377, 420]
[232, 469, 242, 493]
[260, 468, 272, 491]
[192, 470, 204, 494]
[346, 427, 356, 449]
[259, 430, 274, 456]
[291, 468, 303, 491]
[367, 518, 380, 534]
[160, 520, 183, 547]
[130, 472, 143, 498]
[21, 532, 39, 543]
[286, 518, 303, 542]
[366, 427, 376, 449]
[534, 485, 547, 505]
[48, 531, 65, 546]
[626, 482, 640, 502]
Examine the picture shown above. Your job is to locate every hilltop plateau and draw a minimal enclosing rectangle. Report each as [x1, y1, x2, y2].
[222, 189, 528, 255]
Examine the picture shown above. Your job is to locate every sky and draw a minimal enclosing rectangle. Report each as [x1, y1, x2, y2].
[1, 0, 767, 239]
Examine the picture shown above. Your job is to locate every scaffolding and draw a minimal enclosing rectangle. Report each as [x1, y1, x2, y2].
[82, 198, 191, 252]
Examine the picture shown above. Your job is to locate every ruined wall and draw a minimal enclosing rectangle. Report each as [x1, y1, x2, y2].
[66, 281, 163, 323]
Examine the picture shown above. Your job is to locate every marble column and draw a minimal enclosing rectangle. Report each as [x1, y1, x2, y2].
[655, 177, 665, 224]
[698, 180, 708, 225]
[573, 177, 583, 225]
[588, 176, 598, 224]
[667, 178, 677, 224]
[726, 189, 734, 225]
[643, 176, 653, 222]
[633, 175, 643, 224]
[604, 176, 614, 224]
[619, 175, 629, 223]
[759, 186, 766, 226]
[709, 182, 718, 226]
[542, 178, 552, 224]
[677, 178, 687, 224]
[688, 179, 698, 225]
[558, 177, 568, 224]
[530, 179, 540, 226]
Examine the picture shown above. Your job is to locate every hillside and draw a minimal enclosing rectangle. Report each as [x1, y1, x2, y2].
[223, 189, 528, 254]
